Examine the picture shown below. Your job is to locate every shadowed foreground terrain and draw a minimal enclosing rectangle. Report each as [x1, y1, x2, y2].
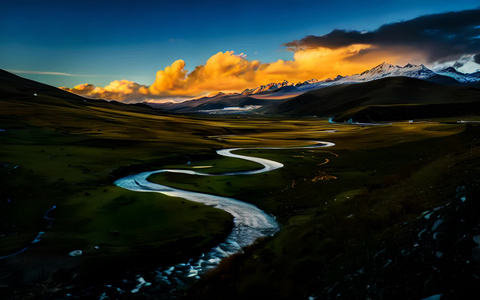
[1, 72, 480, 299]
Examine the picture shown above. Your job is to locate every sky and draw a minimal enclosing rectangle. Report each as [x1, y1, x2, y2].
[1, 0, 480, 102]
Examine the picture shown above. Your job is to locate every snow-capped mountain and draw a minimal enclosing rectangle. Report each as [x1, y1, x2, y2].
[295, 78, 320, 87]
[240, 62, 444, 96]
[241, 80, 292, 95]
[194, 62, 480, 103]
[436, 67, 480, 84]
[343, 62, 436, 82]
[150, 62, 480, 114]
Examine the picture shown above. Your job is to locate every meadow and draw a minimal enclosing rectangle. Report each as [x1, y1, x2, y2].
[1, 93, 480, 299]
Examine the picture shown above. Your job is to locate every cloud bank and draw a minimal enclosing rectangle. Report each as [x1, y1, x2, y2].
[63, 9, 480, 103]
[62, 49, 381, 103]
[283, 9, 480, 65]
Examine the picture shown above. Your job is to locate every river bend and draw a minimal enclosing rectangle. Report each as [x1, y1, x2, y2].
[114, 141, 335, 290]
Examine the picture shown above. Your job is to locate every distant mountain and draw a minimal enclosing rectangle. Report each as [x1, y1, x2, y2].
[436, 67, 480, 84]
[148, 93, 271, 113]
[238, 63, 439, 97]
[259, 76, 480, 122]
[340, 62, 436, 82]
[232, 63, 479, 97]
[155, 63, 479, 114]
[241, 80, 292, 95]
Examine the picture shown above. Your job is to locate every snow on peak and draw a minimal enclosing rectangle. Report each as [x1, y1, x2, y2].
[344, 62, 436, 83]
[237, 63, 479, 98]
[242, 80, 293, 95]
[437, 67, 480, 83]
[440, 67, 458, 73]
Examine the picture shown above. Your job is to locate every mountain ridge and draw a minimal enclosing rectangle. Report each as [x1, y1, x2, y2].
[0, 69, 161, 114]
[150, 62, 479, 113]
[237, 62, 479, 97]
[259, 76, 480, 122]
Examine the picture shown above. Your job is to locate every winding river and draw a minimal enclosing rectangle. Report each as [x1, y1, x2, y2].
[114, 141, 335, 290]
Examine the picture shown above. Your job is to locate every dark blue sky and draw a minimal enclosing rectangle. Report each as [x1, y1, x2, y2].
[1, 0, 479, 88]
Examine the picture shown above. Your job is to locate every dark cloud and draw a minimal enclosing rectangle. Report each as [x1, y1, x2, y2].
[283, 9, 480, 64]
[475, 53, 480, 64]
[454, 61, 465, 69]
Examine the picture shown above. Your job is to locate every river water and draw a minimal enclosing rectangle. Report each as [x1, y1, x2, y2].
[113, 141, 334, 295]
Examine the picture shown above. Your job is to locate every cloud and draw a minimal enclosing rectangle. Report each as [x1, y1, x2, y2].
[64, 50, 377, 102]
[148, 51, 263, 96]
[62, 9, 480, 102]
[475, 53, 480, 64]
[6, 69, 99, 77]
[283, 9, 480, 65]
[61, 80, 149, 102]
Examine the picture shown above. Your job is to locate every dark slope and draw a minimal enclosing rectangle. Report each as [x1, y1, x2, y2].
[0, 69, 160, 114]
[335, 102, 480, 123]
[260, 76, 480, 121]
[0, 69, 87, 101]
[424, 74, 463, 86]
[149, 93, 276, 113]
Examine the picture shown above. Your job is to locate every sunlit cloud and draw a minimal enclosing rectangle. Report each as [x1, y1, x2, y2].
[148, 51, 262, 96]
[258, 44, 382, 82]
[283, 9, 480, 66]
[61, 80, 149, 102]
[62, 9, 480, 103]
[63, 48, 385, 103]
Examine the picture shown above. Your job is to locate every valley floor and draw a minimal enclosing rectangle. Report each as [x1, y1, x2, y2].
[1, 94, 480, 299]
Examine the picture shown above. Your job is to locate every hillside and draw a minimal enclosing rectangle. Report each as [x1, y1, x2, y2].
[150, 93, 272, 113]
[147, 63, 479, 116]
[260, 76, 480, 122]
[0, 69, 161, 115]
[0, 69, 88, 101]
[2, 69, 480, 300]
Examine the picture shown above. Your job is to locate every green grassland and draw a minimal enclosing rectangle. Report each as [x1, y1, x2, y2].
[1, 92, 480, 299]
[149, 122, 465, 217]
[0, 95, 241, 286]
[182, 123, 480, 299]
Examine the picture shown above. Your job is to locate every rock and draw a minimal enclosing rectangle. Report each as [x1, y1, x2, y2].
[473, 235, 480, 245]
[431, 219, 444, 231]
[131, 276, 151, 293]
[69, 250, 82, 256]
[422, 295, 442, 300]
[472, 246, 480, 262]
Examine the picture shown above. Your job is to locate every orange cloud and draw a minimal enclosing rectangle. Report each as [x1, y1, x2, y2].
[62, 80, 149, 101]
[259, 44, 379, 82]
[148, 51, 263, 96]
[148, 59, 188, 95]
[62, 48, 401, 102]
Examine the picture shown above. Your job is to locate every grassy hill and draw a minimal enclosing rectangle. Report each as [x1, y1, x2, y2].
[0, 70, 239, 287]
[150, 93, 273, 113]
[2, 71, 480, 299]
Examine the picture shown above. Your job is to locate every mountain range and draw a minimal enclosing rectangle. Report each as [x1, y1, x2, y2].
[1, 63, 480, 123]
[244, 62, 480, 94]
[259, 76, 480, 122]
[149, 63, 480, 114]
